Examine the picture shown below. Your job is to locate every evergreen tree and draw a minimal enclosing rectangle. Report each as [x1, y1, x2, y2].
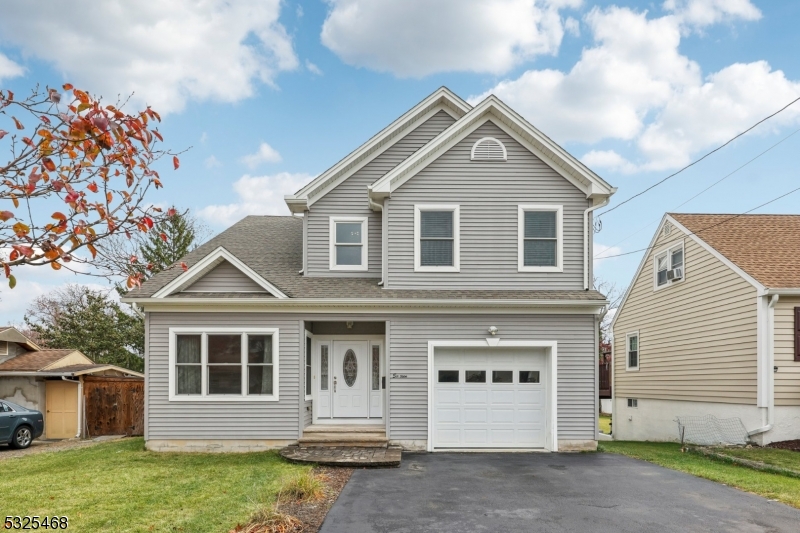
[140, 209, 198, 277]
[25, 285, 144, 372]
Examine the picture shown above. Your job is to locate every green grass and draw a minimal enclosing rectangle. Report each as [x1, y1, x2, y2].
[0, 438, 310, 533]
[599, 441, 800, 509]
[709, 446, 800, 473]
[598, 414, 611, 434]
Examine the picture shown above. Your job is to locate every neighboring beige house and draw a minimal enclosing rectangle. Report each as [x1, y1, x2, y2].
[611, 214, 800, 445]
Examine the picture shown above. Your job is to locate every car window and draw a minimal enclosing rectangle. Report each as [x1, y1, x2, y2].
[0, 402, 7, 412]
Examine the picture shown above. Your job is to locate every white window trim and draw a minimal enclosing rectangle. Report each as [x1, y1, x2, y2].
[414, 204, 460, 272]
[625, 331, 640, 372]
[305, 331, 313, 401]
[470, 137, 507, 161]
[518, 204, 564, 273]
[329, 216, 369, 271]
[168, 327, 279, 402]
[653, 239, 685, 292]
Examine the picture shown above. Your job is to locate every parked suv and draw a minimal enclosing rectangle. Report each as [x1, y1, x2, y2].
[0, 400, 44, 449]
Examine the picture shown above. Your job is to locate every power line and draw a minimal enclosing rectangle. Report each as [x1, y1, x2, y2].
[595, 184, 800, 260]
[594, 126, 800, 259]
[596, 96, 800, 219]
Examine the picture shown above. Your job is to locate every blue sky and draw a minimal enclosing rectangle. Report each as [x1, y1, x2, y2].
[1, 0, 799, 324]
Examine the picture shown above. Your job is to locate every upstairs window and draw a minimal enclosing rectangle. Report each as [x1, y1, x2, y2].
[654, 241, 684, 289]
[414, 205, 460, 272]
[518, 205, 563, 272]
[0, 340, 7, 356]
[329, 217, 368, 271]
[471, 137, 507, 161]
[626, 332, 639, 371]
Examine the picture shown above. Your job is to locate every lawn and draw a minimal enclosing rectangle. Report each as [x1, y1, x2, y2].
[599, 441, 800, 509]
[709, 446, 800, 473]
[0, 438, 310, 533]
[598, 414, 611, 434]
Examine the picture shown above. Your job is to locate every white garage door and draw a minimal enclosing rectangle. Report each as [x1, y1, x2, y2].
[433, 347, 547, 449]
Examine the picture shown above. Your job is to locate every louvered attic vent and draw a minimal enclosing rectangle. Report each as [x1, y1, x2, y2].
[470, 137, 507, 161]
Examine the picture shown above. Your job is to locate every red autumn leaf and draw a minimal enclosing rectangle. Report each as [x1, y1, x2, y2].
[3, 263, 10, 278]
[159, 232, 167, 243]
[87, 243, 97, 259]
[12, 244, 34, 258]
[6, 90, 13, 101]
[0, 211, 13, 221]
[42, 157, 56, 172]
[87, 182, 99, 193]
[52, 212, 66, 221]
[130, 255, 138, 263]
[143, 217, 154, 229]
[51, 261, 62, 270]
[64, 191, 80, 203]
[12, 117, 24, 130]
[173, 156, 180, 170]
[180, 262, 188, 272]
[0, 130, 7, 140]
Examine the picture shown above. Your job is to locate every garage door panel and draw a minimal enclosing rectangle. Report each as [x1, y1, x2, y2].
[433, 348, 547, 449]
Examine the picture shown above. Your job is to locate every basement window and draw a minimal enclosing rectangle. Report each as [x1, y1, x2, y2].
[628, 398, 638, 408]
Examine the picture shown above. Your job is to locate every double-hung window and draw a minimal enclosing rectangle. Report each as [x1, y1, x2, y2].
[626, 332, 639, 371]
[414, 205, 460, 271]
[170, 328, 279, 401]
[654, 241, 684, 289]
[330, 217, 368, 271]
[518, 205, 563, 272]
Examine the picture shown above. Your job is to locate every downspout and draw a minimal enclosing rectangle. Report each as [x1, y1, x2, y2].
[749, 294, 778, 437]
[584, 197, 610, 290]
[62, 376, 83, 439]
[368, 192, 385, 286]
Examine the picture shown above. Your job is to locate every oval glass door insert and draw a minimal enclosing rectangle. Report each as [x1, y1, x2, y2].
[343, 349, 358, 387]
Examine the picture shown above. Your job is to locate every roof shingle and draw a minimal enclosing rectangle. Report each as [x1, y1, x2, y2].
[0, 349, 75, 371]
[671, 213, 800, 288]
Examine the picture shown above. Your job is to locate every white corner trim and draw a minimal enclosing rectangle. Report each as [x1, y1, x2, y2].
[517, 204, 564, 273]
[426, 339, 558, 452]
[329, 216, 369, 271]
[625, 331, 640, 371]
[666, 215, 764, 291]
[414, 204, 460, 272]
[470, 137, 507, 161]
[168, 327, 280, 402]
[152, 247, 288, 299]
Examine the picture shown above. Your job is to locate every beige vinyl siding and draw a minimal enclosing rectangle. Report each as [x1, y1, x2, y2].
[306, 110, 456, 277]
[386, 120, 589, 290]
[183, 261, 268, 293]
[613, 227, 758, 404]
[774, 296, 800, 406]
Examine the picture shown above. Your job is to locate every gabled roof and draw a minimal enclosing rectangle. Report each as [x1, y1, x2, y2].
[671, 213, 800, 289]
[0, 326, 41, 351]
[151, 246, 287, 298]
[369, 95, 616, 201]
[0, 349, 79, 371]
[284, 87, 471, 213]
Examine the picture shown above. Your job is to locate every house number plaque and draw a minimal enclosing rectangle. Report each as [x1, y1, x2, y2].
[391, 373, 408, 379]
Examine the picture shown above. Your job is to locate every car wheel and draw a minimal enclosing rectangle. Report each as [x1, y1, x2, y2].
[11, 426, 33, 449]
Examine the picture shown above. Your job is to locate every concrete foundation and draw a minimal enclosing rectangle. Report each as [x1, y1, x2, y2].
[145, 439, 294, 453]
[558, 440, 598, 452]
[612, 397, 800, 445]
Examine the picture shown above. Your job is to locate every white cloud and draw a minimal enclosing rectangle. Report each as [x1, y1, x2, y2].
[199, 173, 315, 226]
[204, 155, 222, 169]
[594, 243, 623, 264]
[0, 52, 24, 81]
[241, 142, 282, 168]
[306, 60, 323, 76]
[0, 0, 298, 113]
[664, 0, 761, 28]
[472, 3, 800, 171]
[321, 0, 581, 77]
[564, 16, 580, 37]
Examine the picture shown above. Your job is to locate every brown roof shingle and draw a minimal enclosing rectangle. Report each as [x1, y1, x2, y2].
[671, 213, 800, 288]
[0, 349, 75, 371]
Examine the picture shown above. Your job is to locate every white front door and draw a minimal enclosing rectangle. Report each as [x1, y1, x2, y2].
[333, 340, 370, 418]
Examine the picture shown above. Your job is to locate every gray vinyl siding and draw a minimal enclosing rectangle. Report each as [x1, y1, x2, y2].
[183, 261, 268, 293]
[306, 110, 456, 277]
[387, 120, 589, 290]
[146, 312, 300, 440]
[387, 313, 597, 442]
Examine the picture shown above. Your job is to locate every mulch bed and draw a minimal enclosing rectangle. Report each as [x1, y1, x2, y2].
[279, 466, 354, 532]
[767, 440, 800, 452]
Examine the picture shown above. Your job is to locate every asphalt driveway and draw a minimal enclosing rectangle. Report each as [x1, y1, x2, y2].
[321, 452, 800, 533]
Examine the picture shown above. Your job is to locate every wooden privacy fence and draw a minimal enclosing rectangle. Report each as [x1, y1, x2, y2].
[599, 362, 611, 399]
[83, 376, 144, 437]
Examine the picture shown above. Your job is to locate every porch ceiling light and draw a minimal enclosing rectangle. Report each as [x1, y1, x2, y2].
[346, 321, 354, 329]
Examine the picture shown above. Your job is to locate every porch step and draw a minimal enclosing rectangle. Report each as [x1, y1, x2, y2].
[281, 445, 402, 468]
[299, 425, 388, 448]
[304, 424, 385, 434]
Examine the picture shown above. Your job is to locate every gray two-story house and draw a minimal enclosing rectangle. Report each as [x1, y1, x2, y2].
[123, 87, 616, 453]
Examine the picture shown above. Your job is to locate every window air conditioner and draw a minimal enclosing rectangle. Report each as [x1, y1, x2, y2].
[666, 267, 683, 281]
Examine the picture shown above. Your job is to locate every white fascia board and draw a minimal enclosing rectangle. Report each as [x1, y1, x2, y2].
[370, 95, 615, 200]
[762, 288, 800, 295]
[70, 365, 145, 378]
[290, 87, 471, 211]
[667, 215, 764, 291]
[150, 247, 288, 299]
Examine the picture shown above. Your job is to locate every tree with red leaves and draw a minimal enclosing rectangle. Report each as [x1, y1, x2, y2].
[0, 84, 180, 290]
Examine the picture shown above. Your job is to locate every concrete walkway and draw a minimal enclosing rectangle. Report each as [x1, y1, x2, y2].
[321, 452, 800, 533]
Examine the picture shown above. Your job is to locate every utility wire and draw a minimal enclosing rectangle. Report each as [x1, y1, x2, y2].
[594, 127, 800, 259]
[594, 184, 800, 260]
[596, 96, 800, 219]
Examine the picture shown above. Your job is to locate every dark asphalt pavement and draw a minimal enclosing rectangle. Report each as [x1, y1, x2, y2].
[321, 451, 800, 533]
